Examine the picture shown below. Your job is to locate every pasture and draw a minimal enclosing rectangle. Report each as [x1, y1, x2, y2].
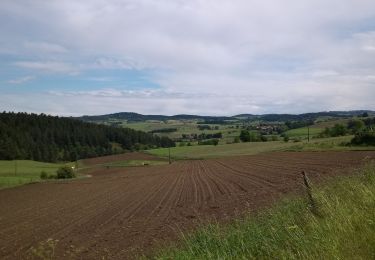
[0, 160, 73, 189]
[284, 126, 323, 138]
[147, 136, 357, 159]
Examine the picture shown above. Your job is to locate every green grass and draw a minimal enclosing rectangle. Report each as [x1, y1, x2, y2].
[286, 135, 375, 152]
[147, 141, 297, 159]
[102, 160, 168, 167]
[147, 136, 372, 159]
[313, 118, 351, 129]
[0, 160, 74, 189]
[155, 162, 375, 259]
[122, 120, 240, 141]
[285, 127, 323, 138]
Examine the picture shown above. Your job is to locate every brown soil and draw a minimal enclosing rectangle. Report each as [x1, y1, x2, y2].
[0, 151, 374, 259]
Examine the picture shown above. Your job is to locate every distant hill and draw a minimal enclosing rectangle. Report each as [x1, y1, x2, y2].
[79, 112, 232, 122]
[78, 110, 374, 123]
[0, 112, 175, 162]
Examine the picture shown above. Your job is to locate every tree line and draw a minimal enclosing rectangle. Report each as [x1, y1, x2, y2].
[0, 112, 175, 162]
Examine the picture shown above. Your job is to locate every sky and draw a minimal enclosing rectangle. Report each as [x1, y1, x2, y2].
[1, 0, 375, 116]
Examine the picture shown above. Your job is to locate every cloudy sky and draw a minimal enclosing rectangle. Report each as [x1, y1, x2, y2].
[1, 0, 375, 116]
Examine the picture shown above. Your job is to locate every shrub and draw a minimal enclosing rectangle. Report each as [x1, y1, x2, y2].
[40, 171, 48, 180]
[239, 130, 251, 142]
[283, 135, 290, 142]
[351, 131, 375, 146]
[347, 119, 365, 134]
[320, 124, 348, 138]
[198, 139, 219, 146]
[56, 166, 75, 179]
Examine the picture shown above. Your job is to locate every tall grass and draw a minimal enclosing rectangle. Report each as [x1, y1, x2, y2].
[155, 163, 375, 259]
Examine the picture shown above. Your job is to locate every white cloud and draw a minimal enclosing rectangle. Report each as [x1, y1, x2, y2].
[7, 76, 35, 84]
[88, 57, 150, 70]
[23, 41, 67, 54]
[14, 61, 79, 75]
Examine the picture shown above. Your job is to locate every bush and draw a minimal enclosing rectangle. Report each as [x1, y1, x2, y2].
[347, 119, 365, 134]
[198, 139, 219, 146]
[40, 171, 48, 180]
[320, 124, 348, 138]
[283, 135, 290, 142]
[351, 131, 375, 146]
[56, 166, 75, 179]
[239, 130, 251, 142]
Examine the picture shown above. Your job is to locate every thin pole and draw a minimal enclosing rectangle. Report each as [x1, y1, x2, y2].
[307, 126, 310, 142]
[168, 147, 171, 164]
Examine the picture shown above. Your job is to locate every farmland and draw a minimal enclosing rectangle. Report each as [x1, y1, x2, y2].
[0, 151, 374, 259]
[83, 113, 373, 148]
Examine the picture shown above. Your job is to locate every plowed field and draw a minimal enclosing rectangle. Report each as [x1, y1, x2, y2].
[0, 151, 374, 259]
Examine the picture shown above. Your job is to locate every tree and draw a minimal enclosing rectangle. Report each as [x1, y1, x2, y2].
[0, 112, 175, 162]
[239, 130, 251, 142]
[362, 112, 369, 117]
[347, 119, 365, 134]
[330, 124, 347, 137]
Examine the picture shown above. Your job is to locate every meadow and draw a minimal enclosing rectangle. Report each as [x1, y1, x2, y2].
[284, 126, 323, 138]
[122, 119, 240, 142]
[99, 159, 168, 167]
[147, 136, 361, 159]
[0, 160, 74, 189]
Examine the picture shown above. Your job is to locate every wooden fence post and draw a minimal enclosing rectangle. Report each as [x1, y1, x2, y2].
[301, 170, 321, 216]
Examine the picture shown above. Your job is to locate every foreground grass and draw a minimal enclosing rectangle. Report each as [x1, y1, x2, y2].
[155, 163, 375, 259]
[0, 160, 73, 189]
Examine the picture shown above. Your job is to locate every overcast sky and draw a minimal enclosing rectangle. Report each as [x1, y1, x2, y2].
[1, 0, 375, 116]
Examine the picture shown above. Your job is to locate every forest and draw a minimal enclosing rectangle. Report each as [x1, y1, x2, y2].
[0, 112, 175, 162]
